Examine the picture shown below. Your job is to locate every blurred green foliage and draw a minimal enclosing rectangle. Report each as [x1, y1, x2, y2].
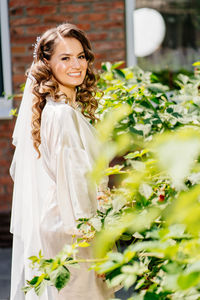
[24, 62, 200, 299]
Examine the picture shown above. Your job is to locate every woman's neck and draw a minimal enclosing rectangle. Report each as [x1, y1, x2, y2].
[59, 84, 76, 104]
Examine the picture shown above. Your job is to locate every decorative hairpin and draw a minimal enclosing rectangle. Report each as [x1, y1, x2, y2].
[33, 36, 41, 59]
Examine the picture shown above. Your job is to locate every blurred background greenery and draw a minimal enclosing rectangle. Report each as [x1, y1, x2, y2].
[25, 62, 200, 300]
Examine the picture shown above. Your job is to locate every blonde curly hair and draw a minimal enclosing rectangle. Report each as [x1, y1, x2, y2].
[30, 23, 98, 158]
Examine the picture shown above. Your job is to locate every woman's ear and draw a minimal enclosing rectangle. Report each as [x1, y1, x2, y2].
[43, 58, 50, 67]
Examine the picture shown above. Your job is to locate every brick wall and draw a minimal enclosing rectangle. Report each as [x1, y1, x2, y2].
[0, 0, 126, 215]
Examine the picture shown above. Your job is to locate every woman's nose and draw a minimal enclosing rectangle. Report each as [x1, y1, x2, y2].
[70, 57, 81, 68]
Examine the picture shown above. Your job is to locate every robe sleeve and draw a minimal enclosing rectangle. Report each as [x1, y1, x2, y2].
[41, 103, 98, 234]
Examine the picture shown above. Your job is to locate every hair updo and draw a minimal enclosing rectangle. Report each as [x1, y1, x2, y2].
[30, 23, 98, 158]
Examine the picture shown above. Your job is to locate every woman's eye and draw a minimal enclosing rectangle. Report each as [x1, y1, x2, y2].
[61, 57, 70, 61]
[79, 55, 86, 59]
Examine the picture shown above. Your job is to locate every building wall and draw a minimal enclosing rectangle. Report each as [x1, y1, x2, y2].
[0, 0, 126, 216]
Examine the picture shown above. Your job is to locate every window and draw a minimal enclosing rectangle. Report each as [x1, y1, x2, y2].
[125, 0, 200, 73]
[0, 0, 12, 119]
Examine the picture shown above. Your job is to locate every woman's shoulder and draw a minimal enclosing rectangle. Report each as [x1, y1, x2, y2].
[42, 96, 75, 121]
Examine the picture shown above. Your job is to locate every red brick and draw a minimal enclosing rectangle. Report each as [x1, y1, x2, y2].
[0, 202, 11, 212]
[0, 195, 12, 203]
[0, 161, 10, 174]
[77, 13, 107, 22]
[10, 7, 24, 16]
[61, 4, 91, 13]
[9, 0, 40, 7]
[0, 177, 12, 185]
[0, 130, 12, 139]
[94, 52, 109, 60]
[13, 85, 24, 94]
[0, 185, 4, 195]
[12, 55, 33, 63]
[109, 50, 126, 61]
[27, 6, 57, 16]
[10, 17, 39, 27]
[76, 23, 91, 31]
[93, 40, 124, 51]
[0, 141, 8, 149]
[0, 121, 10, 129]
[4, 181, 13, 194]
[10, 27, 25, 37]
[11, 46, 26, 54]
[109, 30, 125, 40]
[93, 2, 112, 11]
[75, 0, 99, 2]
[11, 36, 35, 46]
[87, 32, 108, 41]
[109, 12, 124, 22]
[113, 1, 124, 10]
[13, 64, 26, 75]
[42, 0, 70, 3]
[26, 25, 51, 36]
[44, 15, 74, 24]
[0, 122, 12, 131]
[94, 60, 103, 69]
[97, 21, 124, 30]
[5, 183, 14, 196]
[13, 74, 26, 85]
[8, 121, 15, 132]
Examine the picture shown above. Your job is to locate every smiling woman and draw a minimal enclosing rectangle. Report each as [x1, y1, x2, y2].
[30, 23, 98, 158]
[9, 23, 113, 300]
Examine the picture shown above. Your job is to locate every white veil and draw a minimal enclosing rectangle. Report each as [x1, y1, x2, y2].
[10, 64, 49, 300]
[10, 63, 36, 237]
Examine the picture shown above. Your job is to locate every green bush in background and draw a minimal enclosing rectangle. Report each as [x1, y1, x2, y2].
[23, 62, 200, 300]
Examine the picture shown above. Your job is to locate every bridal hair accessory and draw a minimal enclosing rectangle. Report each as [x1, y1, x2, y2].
[33, 36, 41, 59]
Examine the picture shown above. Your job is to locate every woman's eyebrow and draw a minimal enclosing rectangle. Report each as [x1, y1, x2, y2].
[59, 51, 85, 57]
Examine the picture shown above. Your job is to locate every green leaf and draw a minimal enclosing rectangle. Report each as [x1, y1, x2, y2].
[29, 256, 39, 263]
[139, 183, 153, 200]
[125, 149, 150, 159]
[50, 265, 70, 291]
[29, 276, 39, 285]
[129, 127, 143, 136]
[34, 280, 48, 296]
[124, 274, 136, 289]
[144, 292, 160, 300]
[104, 165, 126, 175]
[193, 61, 200, 66]
[177, 272, 200, 290]
[135, 278, 145, 290]
[110, 273, 126, 286]
[111, 61, 124, 69]
[114, 69, 126, 78]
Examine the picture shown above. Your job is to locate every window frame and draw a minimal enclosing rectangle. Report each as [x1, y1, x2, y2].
[125, 0, 137, 67]
[0, 0, 12, 119]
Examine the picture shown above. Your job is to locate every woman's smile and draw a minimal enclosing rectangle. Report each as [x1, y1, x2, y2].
[67, 72, 82, 77]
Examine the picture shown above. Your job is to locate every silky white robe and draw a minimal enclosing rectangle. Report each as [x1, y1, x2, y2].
[10, 98, 115, 300]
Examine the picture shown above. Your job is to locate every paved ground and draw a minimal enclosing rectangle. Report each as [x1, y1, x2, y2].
[0, 248, 11, 300]
[0, 248, 133, 300]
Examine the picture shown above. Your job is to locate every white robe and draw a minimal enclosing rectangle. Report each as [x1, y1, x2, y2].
[10, 98, 114, 300]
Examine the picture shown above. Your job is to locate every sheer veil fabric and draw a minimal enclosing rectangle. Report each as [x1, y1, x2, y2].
[10, 64, 50, 300]
[9, 65, 113, 300]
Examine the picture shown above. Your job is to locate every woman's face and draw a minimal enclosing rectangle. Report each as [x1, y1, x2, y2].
[48, 37, 88, 91]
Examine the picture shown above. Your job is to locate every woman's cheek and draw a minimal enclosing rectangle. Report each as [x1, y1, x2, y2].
[55, 62, 67, 74]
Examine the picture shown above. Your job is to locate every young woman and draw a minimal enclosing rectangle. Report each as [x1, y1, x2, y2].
[10, 23, 113, 300]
